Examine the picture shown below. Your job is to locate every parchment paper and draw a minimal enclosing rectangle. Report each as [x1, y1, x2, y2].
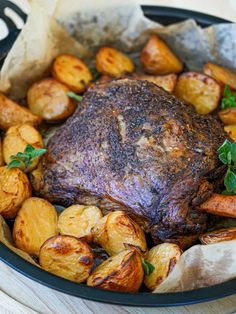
[0, 0, 236, 292]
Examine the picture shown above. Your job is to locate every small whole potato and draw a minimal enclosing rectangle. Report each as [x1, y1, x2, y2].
[13, 197, 58, 256]
[3, 124, 44, 172]
[39, 235, 93, 283]
[92, 210, 147, 256]
[58, 205, 103, 242]
[224, 125, 236, 141]
[52, 54, 92, 93]
[140, 34, 183, 75]
[96, 47, 134, 77]
[144, 243, 182, 291]
[0, 167, 31, 218]
[87, 249, 143, 292]
[219, 108, 236, 125]
[200, 227, 236, 244]
[27, 78, 76, 122]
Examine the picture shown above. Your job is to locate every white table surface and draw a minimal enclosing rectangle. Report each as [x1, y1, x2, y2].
[0, 1, 236, 313]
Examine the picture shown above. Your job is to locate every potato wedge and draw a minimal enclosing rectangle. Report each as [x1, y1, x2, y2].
[96, 47, 134, 77]
[174, 72, 221, 114]
[13, 197, 58, 255]
[199, 227, 236, 244]
[0, 92, 41, 130]
[27, 78, 76, 122]
[52, 54, 92, 93]
[39, 235, 93, 283]
[204, 63, 236, 90]
[133, 74, 177, 93]
[224, 125, 236, 141]
[0, 167, 31, 219]
[144, 243, 182, 290]
[87, 249, 143, 292]
[140, 34, 183, 75]
[92, 211, 147, 256]
[3, 124, 44, 172]
[199, 193, 236, 218]
[219, 108, 236, 125]
[58, 205, 103, 242]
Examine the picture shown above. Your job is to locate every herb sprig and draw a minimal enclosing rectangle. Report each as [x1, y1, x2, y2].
[67, 91, 83, 102]
[141, 257, 155, 276]
[221, 85, 236, 110]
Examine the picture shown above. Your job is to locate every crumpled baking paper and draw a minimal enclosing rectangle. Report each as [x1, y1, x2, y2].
[0, 0, 236, 292]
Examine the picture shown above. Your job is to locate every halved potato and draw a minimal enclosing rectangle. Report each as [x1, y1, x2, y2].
[0, 92, 41, 130]
[39, 235, 93, 283]
[140, 34, 183, 75]
[92, 211, 147, 256]
[87, 249, 143, 292]
[3, 124, 44, 172]
[52, 54, 92, 93]
[27, 78, 76, 122]
[96, 47, 134, 77]
[204, 63, 236, 89]
[13, 197, 58, 255]
[224, 125, 236, 141]
[144, 243, 182, 291]
[133, 74, 177, 93]
[174, 72, 221, 114]
[58, 205, 103, 242]
[199, 227, 236, 244]
[219, 108, 236, 125]
[0, 167, 31, 219]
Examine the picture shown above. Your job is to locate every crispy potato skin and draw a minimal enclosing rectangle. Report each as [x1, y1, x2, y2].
[58, 205, 103, 242]
[0, 93, 41, 130]
[133, 74, 177, 93]
[199, 193, 236, 218]
[27, 78, 76, 122]
[96, 47, 134, 77]
[144, 243, 182, 290]
[3, 124, 44, 172]
[13, 197, 58, 255]
[39, 235, 93, 283]
[219, 108, 236, 125]
[92, 211, 147, 256]
[199, 227, 236, 244]
[52, 54, 92, 93]
[140, 35, 183, 75]
[204, 63, 236, 90]
[87, 249, 143, 292]
[174, 72, 221, 114]
[224, 125, 236, 141]
[0, 167, 31, 218]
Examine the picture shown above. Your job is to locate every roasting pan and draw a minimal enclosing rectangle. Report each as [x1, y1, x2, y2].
[0, 1, 235, 307]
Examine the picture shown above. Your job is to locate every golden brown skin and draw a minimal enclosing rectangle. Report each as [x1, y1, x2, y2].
[0, 93, 41, 130]
[0, 137, 4, 166]
[144, 243, 182, 290]
[174, 72, 221, 115]
[39, 235, 93, 283]
[0, 167, 31, 219]
[224, 125, 236, 141]
[96, 47, 134, 77]
[87, 249, 143, 292]
[133, 74, 177, 93]
[27, 78, 76, 122]
[199, 227, 236, 244]
[219, 108, 236, 125]
[52, 54, 92, 93]
[13, 197, 58, 255]
[58, 205, 103, 242]
[204, 62, 236, 90]
[140, 35, 183, 75]
[3, 124, 43, 172]
[92, 211, 147, 256]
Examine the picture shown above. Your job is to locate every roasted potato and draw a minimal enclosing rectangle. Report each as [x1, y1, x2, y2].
[163, 235, 199, 250]
[140, 34, 183, 75]
[144, 243, 182, 290]
[133, 74, 177, 93]
[87, 249, 143, 292]
[27, 78, 76, 122]
[92, 211, 147, 256]
[0, 137, 4, 166]
[204, 63, 236, 89]
[96, 47, 134, 77]
[174, 72, 221, 114]
[224, 125, 236, 141]
[0, 167, 31, 219]
[0, 92, 41, 130]
[3, 124, 44, 172]
[199, 227, 236, 244]
[52, 54, 92, 93]
[58, 205, 103, 242]
[200, 193, 236, 218]
[39, 235, 93, 283]
[13, 197, 58, 255]
[219, 108, 236, 125]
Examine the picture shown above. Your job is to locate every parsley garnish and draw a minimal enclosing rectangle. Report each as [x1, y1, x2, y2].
[141, 257, 155, 276]
[90, 67, 101, 81]
[67, 91, 83, 102]
[221, 85, 236, 109]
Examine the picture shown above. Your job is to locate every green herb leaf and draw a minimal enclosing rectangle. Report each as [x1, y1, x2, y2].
[221, 85, 236, 109]
[141, 257, 155, 276]
[29, 148, 47, 159]
[90, 67, 101, 81]
[224, 168, 236, 192]
[67, 91, 83, 102]
[218, 139, 232, 164]
[7, 159, 22, 169]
